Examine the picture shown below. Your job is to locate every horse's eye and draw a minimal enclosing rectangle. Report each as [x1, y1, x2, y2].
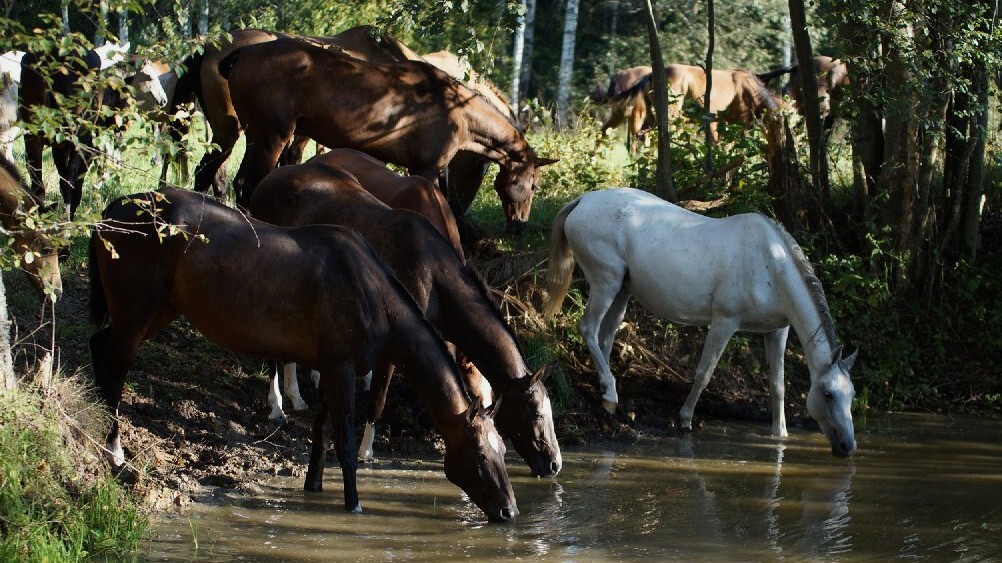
[823, 390, 834, 400]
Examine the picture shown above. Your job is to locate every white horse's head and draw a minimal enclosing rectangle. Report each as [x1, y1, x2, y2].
[0, 50, 25, 83]
[95, 41, 130, 70]
[807, 347, 858, 457]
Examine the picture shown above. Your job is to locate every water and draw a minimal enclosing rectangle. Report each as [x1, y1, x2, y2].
[144, 413, 1002, 561]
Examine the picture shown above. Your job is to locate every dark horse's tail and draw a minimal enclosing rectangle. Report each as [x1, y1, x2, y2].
[756, 64, 797, 86]
[606, 73, 653, 104]
[89, 233, 109, 327]
[216, 47, 242, 80]
[160, 50, 206, 186]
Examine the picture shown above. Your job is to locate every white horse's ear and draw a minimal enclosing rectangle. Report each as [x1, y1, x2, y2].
[840, 348, 859, 371]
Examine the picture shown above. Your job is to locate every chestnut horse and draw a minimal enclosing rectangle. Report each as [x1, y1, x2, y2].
[249, 159, 562, 477]
[313, 148, 464, 258]
[89, 187, 517, 522]
[615, 64, 780, 141]
[592, 65, 654, 155]
[19, 43, 120, 218]
[163, 26, 422, 197]
[219, 38, 555, 234]
[0, 153, 61, 299]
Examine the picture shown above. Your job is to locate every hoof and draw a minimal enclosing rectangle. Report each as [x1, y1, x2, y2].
[601, 399, 618, 414]
[346, 503, 362, 514]
[291, 399, 309, 412]
[268, 410, 287, 424]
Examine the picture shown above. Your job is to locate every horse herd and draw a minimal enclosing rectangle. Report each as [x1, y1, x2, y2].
[2, 26, 858, 524]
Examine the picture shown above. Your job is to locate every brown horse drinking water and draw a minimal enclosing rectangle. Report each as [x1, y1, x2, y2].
[219, 38, 555, 234]
[89, 187, 517, 522]
[249, 158, 562, 477]
[0, 153, 61, 299]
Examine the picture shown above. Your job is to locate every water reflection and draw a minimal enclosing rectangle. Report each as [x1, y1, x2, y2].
[145, 415, 1002, 561]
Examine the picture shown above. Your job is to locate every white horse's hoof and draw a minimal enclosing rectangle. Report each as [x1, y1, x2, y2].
[291, 398, 309, 411]
[601, 399, 618, 414]
[268, 410, 287, 424]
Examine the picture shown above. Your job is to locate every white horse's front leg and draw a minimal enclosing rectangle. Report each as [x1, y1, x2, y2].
[763, 327, 790, 437]
[283, 362, 309, 411]
[358, 421, 376, 462]
[679, 319, 739, 430]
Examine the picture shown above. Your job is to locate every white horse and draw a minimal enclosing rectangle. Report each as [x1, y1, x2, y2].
[0, 50, 25, 161]
[543, 187, 857, 457]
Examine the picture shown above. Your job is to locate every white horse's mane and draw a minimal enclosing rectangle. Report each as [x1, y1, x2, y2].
[768, 218, 839, 347]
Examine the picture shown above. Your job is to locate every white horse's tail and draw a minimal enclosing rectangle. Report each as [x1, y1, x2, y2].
[542, 196, 583, 319]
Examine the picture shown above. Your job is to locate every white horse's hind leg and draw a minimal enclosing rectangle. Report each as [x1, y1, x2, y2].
[598, 288, 631, 368]
[763, 327, 790, 437]
[679, 319, 739, 430]
[579, 272, 627, 412]
[358, 422, 376, 462]
[283, 362, 309, 411]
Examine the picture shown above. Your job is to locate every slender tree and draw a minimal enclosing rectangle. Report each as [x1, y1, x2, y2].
[1, 270, 13, 390]
[642, 0, 675, 200]
[789, 0, 829, 200]
[510, 0, 527, 113]
[703, 0, 715, 171]
[555, 0, 579, 127]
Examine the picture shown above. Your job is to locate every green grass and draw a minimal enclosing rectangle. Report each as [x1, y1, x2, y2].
[0, 379, 146, 560]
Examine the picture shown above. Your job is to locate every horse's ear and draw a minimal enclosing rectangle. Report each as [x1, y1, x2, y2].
[466, 401, 479, 423]
[485, 394, 502, 419]
[530, 361, 557, 385]
[830, 345, 843, 366]
[840, 348, 859, 371]
[535, 157, 558, 168]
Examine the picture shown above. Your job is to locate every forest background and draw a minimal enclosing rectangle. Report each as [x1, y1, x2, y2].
[0, 0, 1000, 556]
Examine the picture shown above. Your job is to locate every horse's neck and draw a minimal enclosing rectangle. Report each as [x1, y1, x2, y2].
[391, 314, 472, 419]
[780, 265, 837, 377]
[461, 96, 525, 162]
[440, 282, 527, 383]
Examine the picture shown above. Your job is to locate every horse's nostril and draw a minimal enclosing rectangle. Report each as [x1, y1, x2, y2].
[550, 460, 561, 475]
[500, 507, 514, 521]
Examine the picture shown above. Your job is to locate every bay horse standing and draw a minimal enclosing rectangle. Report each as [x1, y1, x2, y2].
[249, 159, 562, 477]
[162, 26, 422, 197]
[219, 38, 555, 234]
[19, 43, 118, 219]
[89, 187, 517, 522]
[542, 188, 857, 457]
[0, 153, 61, 299]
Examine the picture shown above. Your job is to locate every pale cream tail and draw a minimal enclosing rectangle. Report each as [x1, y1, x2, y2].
[541, 196, 583, 319]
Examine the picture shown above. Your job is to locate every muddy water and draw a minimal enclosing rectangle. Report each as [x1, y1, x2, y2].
[144, 413, 1002, 561]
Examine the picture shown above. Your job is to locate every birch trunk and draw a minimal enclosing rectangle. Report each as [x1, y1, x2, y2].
[555, 0, 579, 128]
[1, 270, 15, 390]
[510, 0, 527, 114]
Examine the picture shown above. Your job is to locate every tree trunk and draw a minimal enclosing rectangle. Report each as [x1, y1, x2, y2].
[96, 0, 108, 45]
[789, 0, 830, 202]
[643, 0, 675, 201]
[703, 0, 715, 170]
[118, 9, 130, 45]
[519, 0, 536, 103]
[555, 0, 579, 128]
[510, 0, 527, 114]
[199, 0, 209, 36]
[1, 270, 15, 390]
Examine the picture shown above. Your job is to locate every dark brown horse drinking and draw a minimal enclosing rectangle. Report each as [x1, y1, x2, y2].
[89, 187, 517, 522]
[219, 37, 555, 234]
[0, 153, 61, 299]
[249, 157, 562, 477]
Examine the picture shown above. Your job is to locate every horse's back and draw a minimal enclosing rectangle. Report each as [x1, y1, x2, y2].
[565, 188, 792, 325]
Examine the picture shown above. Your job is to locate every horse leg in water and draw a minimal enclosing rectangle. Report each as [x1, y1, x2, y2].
[678, 317, 740, 430]
[578, 264, 629, 413]
[764, 327, 790, 437]
[304, 361, 361, 513]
